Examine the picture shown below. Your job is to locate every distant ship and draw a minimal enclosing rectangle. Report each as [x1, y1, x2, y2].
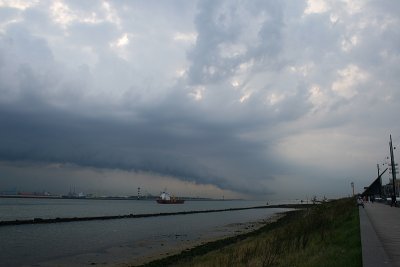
[156, 191, 184, 204]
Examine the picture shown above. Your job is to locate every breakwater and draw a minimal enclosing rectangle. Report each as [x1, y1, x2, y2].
[0, 204, 307, 226]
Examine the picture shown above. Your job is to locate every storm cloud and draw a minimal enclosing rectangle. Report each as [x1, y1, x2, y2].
[0, 0, 399, 198]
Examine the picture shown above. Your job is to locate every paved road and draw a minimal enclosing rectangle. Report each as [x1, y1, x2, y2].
[360, 202, 400, 267]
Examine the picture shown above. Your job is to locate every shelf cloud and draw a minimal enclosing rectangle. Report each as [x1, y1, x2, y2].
[0, 0, 399, 198]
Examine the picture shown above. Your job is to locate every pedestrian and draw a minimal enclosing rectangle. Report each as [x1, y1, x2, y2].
[357, 197, 364, 208]
[391, 195, 396, 207]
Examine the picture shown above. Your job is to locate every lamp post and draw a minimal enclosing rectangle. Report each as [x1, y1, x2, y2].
[389, 135, 397, 198]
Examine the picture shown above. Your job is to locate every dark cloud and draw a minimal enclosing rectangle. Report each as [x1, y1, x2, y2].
[0, 0, 399, 198]
[0, 98, 280, 195]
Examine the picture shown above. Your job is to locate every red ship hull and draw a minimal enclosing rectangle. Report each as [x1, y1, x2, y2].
[156, 199, 185, 204]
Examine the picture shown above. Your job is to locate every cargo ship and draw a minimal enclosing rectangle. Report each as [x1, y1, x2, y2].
[156, 191, 184, 204]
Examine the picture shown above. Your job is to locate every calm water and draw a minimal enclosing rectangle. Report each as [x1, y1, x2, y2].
[0, 198, 287, 221]
[0, 198, 292, 267]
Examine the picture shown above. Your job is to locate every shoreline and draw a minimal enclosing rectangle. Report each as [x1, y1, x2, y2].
[137, 198, 360, 267]
[35, 211, 291, 267]
[132, 212, 288, 267]
[1, 203, 312, 267]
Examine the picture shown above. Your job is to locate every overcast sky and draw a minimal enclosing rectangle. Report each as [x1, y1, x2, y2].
[0, 0, 399, 200]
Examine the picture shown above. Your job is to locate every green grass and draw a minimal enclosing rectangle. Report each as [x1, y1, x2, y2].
[140, 198, 361, 267]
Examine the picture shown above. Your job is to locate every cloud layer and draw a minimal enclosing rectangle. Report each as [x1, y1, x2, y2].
[0, 0, 399, 198]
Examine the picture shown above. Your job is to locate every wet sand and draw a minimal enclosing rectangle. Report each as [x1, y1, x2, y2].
[38, 213, 285, 267]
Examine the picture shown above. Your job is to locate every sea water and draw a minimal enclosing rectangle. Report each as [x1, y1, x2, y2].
[0, 198, 292, 266]
[0, 198, 282, 221]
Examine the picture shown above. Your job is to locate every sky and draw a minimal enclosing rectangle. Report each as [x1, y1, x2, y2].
[0, 0, 399, 200]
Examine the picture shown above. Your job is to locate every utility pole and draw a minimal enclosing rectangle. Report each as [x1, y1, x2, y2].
[351, 182, 354, 196]
[377, 164, 380, 177]
[377, 164, 382, 197]
[389, 135, 397, 198]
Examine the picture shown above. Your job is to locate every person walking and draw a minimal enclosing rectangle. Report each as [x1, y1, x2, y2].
[357, 197, 364, 208]
[390, 194, 396, 207]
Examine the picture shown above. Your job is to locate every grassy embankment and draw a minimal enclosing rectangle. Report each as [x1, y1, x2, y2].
[140, 198, 361, 267]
